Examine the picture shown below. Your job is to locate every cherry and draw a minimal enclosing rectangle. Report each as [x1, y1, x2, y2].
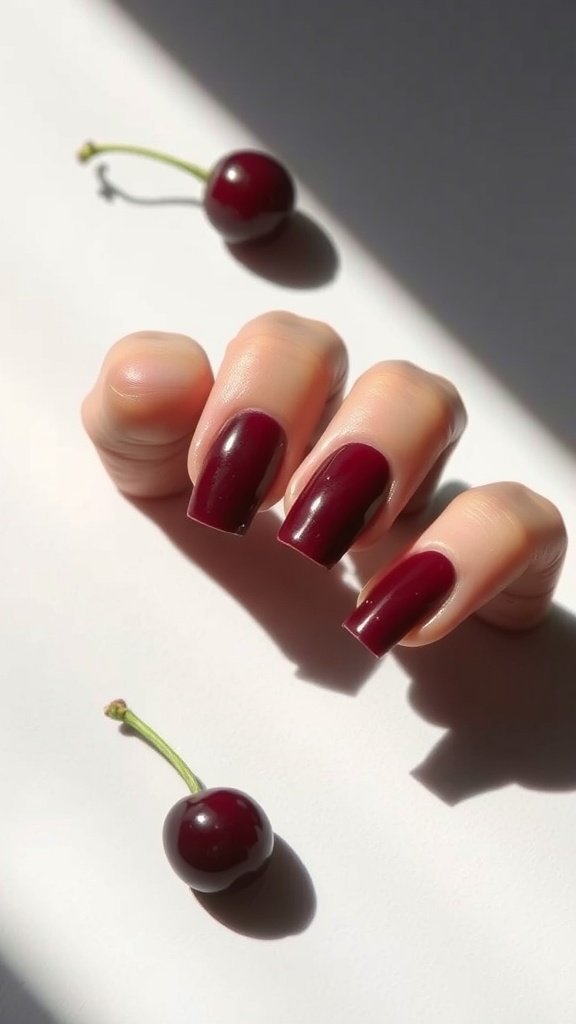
[77, 141, 296, 243]
[105, 700, 274, 894]
[203, 151, 295, 243]
[163, 789, 274, 893]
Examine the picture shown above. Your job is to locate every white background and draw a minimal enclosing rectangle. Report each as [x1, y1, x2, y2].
[1, 2, 575, 1022]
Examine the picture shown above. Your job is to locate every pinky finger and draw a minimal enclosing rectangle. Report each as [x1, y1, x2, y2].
[343, 483, 567, 658]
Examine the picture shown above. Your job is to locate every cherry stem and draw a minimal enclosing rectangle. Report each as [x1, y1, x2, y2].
[104, 699, 204, 794]
[76, 141, 210, 184]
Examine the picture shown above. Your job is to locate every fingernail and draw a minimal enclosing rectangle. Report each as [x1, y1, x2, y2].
[187, 409, 287, 534]
[343, 551, 456, 657]
[277, 443, 391, 567]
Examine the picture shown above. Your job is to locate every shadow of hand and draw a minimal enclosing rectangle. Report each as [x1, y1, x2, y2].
[395, 607, 576, 804]
[132, 493, 375, 693]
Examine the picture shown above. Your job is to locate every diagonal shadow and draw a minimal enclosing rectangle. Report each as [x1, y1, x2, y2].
[0, 960, 60, 1024]
[112, 0, 576, 448]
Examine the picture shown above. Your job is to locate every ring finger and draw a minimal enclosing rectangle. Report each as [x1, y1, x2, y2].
[344, 482, 567, 657]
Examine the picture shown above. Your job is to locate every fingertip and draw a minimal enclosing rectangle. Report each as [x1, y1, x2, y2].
[96, 331, 213, 444]
[82, 331, 214, 497]
[105, 331, 213, 396]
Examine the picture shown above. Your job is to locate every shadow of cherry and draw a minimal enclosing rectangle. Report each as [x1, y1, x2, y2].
[93, 166, 338, 287]
[95, 163, 202, 207]
[194, 835, 316, 938]
[227, 211, 339, 288]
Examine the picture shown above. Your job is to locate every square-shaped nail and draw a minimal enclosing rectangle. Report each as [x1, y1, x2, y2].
[278, 443, 390, 567]
[343, 550, 456, 657]
[187, 409, 287, 534]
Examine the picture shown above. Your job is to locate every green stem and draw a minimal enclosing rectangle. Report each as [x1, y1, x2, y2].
[77, 141, 210, 184]
[105, 699, 203, 794]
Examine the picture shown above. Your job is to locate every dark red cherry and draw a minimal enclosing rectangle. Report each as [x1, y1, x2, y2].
[163, 787, 275, 893]
[104, 701, 275, 897]
[77, 141, 296, 244]
[203, 151, 296, 244]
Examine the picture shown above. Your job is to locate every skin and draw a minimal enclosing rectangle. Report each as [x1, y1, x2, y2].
[82, 311, 567, 650]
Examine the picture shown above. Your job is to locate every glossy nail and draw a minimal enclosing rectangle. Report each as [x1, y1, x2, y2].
[187, 409, 287, 534]
[278, 444, 391, 568]
[343, 550, 456, 657]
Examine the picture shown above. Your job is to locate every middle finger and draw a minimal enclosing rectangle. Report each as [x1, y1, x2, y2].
[278, 360, 467, 567]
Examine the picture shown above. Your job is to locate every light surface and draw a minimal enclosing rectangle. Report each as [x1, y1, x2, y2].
[1, 2, 575, 1023]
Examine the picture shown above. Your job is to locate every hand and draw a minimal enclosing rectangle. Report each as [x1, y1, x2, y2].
[82, 311, 567, 658]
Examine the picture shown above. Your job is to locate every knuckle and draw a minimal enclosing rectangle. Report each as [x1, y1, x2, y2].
[365, 360, 464, 442]
[456, 482, 568, 564]
[430, 373, 467, 431]
[233, 311, 346, 383]
[238, 310, 302, 335]
[459, 482, 536, 551]
[238, 310, 341, 351]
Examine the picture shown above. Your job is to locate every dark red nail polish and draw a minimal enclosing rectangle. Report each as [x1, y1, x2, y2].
[343, 551, 456, 657]
[277, 443, 390, 568]
[187, 409, 287, 534]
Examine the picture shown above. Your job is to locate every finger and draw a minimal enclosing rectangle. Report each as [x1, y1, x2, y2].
[82, 331, 213, 498]
[343, 483, 567, 657]
[278, 360, 466, 567]
[186, 311, 348, 534]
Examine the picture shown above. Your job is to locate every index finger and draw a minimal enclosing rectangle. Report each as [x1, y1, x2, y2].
[186, 311, 348, 534]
